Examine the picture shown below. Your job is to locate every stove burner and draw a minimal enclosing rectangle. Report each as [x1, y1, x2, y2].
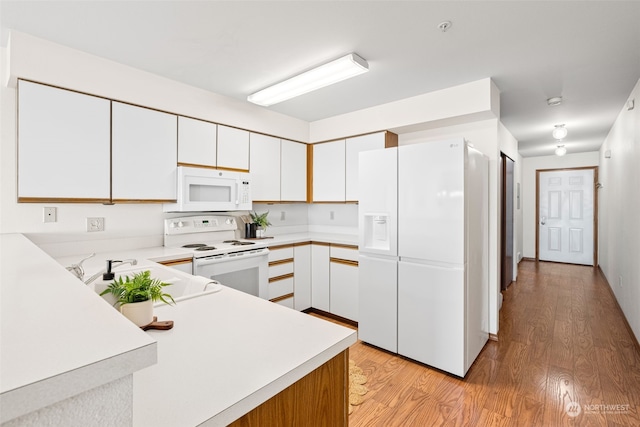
[182, 243, 207, 248]
[223, 240, 255, 246]
[195, 246, 217, 251]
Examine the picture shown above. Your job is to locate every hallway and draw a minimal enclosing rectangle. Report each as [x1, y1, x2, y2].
[347, 260, 640, 426]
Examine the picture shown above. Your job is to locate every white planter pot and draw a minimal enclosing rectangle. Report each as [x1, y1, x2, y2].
[120, 299, 154, 327]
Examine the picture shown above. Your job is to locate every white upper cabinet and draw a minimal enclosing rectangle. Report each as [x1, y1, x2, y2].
[218, 125, 250, 171]
[312, 140, 346, 202]
[249, 133, 281, 201]
[111, 102, 177, 201]
[281, 140, 307, 202]
[345, 132, 388, 201]
[17, 80, 111, 201]
[178, 116, 217, 167]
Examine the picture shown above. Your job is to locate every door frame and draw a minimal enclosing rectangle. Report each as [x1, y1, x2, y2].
[500, 152, 515, 291]
[535, 166, 599, 265]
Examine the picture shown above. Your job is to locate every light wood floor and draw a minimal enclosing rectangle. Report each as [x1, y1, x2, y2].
[325, 260, 640, 426]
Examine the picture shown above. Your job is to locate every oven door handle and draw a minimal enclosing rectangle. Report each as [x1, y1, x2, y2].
[195, 249, 268, 267]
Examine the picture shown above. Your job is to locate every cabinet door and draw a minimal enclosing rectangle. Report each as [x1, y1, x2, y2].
[294, 244, 311, 311]
[18, 80, 111, 201]
[312, 140, 345, 202]
[112, 102, 177, 201]
[330, 261, 359, 321]
[249, 133, 281, 201]
[281, 140, 307, 201]
[218, 125, 249, 171]
[178, 116, 217, 167]
[311, 244, 330, 311]
[345, 132, 386, 201]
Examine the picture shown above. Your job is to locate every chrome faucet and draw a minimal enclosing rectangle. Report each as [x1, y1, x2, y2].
[66, 253, 95, 280]
[84, 259, 138, 285]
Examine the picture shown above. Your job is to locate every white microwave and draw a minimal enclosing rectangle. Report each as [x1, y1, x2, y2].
[163, 166, 252, 212]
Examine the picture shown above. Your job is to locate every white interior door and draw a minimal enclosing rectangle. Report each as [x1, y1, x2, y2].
[538, 169, 595, 265]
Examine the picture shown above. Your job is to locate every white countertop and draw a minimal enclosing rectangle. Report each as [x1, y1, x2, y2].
[2, 231, 357, 425]
[0, 234, 157, 424]
[134, 286, 356, 426]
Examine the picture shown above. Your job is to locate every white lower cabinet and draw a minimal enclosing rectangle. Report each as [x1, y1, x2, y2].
[293, 243, 311, 311]
[329, 246, 359, 321]
[268, 246, 295, 308]
[158, 258, 193, 275]
[311, 244, 331, 312]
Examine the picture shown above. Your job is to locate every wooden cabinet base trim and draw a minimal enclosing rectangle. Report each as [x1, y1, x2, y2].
[269, 293, 294, 303]
[306, 308, 358, 328]
[215, 166, 250, 173]
[269, 244, 295, 251]
[269, 273, 295, 283]
[269, 259, 294, 267]
[330, 243, 358, 250]
[330, 258, 359, 267]
[158, 258, 193, 267]
[110, 199, 177, 204]
[18, 197, 111, 204]
[228, 349, 348, 426]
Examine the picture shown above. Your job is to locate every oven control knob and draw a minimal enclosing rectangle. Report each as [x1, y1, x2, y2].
[226, 218, 234, 225]
[177, 221, 184, 228]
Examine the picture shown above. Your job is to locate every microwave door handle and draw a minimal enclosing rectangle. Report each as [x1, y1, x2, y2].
[235, 181, 239, 206]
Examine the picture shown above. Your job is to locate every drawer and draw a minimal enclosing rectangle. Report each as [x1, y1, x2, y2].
[268, 246, 294, 262]
[330, 245, 358, 262]
[275, 296, 294, 309]
[268, 276, 294, 299]
[269, 260, 294, 278]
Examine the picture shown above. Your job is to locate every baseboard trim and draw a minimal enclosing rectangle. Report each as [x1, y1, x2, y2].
[305, 308, 358, 328]
[521, 257, 537, 262]
[489, 333, 499, 342]
[597, 265, 640, 355]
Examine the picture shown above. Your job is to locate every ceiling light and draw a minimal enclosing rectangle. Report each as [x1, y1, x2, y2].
[547, 97, 563, 106]
[555, 145, 567, 156]
[247, 53, 369, 107]
[552, 124, 568, 140]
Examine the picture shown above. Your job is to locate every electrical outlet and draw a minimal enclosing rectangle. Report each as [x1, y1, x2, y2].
[280, 211, 286, 221]
[87, 217, 105, 232]
[43, 207, 57, 223]
[619, 275, 623, 289]
[330, 211, 335, 220]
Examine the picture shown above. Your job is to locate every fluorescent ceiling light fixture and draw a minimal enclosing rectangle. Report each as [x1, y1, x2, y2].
[555, 145, 567, 156]
[247, 53, 369, 106]
[552, 124, 568, 140]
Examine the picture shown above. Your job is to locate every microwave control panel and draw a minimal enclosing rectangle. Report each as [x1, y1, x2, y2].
[239, 180, 251, 204]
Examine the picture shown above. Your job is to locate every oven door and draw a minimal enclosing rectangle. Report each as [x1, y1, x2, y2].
[193, 249, 268, 299]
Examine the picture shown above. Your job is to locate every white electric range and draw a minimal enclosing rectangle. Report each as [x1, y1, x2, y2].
[164, 215, 269, 299]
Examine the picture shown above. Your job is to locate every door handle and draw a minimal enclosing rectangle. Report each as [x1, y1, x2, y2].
[540, 216, 546, 225]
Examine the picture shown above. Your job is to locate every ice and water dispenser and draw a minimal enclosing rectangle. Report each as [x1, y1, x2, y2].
[362, 214, 391, 251]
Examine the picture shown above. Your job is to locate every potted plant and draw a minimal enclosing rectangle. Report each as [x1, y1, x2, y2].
[100, 270, 175, 327]
[250, 210, 272, 238]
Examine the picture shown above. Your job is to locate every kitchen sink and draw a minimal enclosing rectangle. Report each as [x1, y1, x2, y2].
[90, 264, 221, 307]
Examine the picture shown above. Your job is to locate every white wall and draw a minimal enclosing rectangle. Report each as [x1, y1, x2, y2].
[598, 78, 640, 342]
[309, 78, 499, 142]
[398, 118, 505, 336]
[521, 152, 600, 259]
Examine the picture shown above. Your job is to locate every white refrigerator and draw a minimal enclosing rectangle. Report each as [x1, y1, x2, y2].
[358, 138, 489, 377]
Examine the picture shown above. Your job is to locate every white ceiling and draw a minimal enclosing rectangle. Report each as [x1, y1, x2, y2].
[2, 1, 639, 157]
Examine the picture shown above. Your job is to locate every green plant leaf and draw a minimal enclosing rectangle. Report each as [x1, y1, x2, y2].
[100, 270, 175, 306]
